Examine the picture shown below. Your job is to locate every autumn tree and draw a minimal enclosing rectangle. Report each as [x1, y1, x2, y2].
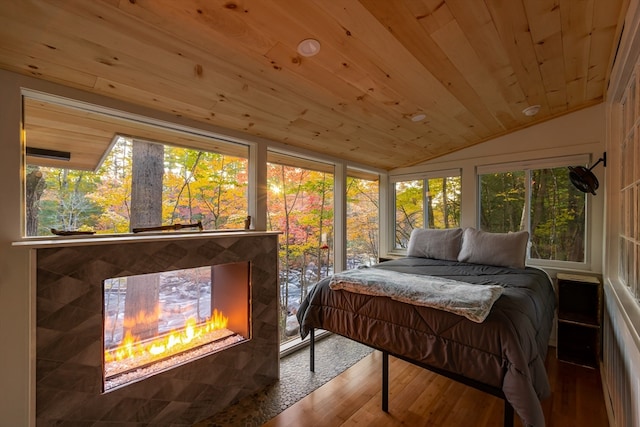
[395, 180, 424, 247]
[346, 177, 379, 266]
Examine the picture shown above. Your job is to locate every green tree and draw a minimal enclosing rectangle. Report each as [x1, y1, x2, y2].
[395, 180, 423, 248]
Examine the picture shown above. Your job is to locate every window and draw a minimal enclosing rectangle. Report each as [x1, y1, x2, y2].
[23, 96, 249, 237]
[346, 170, 379, 268]
[266, 153, 334, 345]
[393, 173, 461, 248]
[479, 162, 587, 263]
[619, 73, 640, 301]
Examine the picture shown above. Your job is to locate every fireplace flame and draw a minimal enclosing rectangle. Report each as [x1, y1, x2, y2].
[105, 309, 229, 365]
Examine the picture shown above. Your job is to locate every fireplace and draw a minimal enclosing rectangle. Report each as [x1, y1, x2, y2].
[32, 232, 279, 425]
[102, 262, 250, 391]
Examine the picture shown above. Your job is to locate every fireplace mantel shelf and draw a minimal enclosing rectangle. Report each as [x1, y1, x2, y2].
[13, 229, 281, 248]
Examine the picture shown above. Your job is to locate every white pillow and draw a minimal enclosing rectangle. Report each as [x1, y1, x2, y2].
[457, 228, 529, 269]
[407, 228, 463, 261]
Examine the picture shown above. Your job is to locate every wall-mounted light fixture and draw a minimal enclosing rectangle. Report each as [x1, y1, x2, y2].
[568, 152, 606, 195]
[26, 147, 71, 161]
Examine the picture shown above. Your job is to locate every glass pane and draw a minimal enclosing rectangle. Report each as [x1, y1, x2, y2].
[395, 180, 424, 248]
[620, 236, 628, 286]
[530, 167, 586, 262]
[23, 98, 249, 237]
[346, 176, 379, 268]
[479, 171, 526, 233]
[266, 161, 334, 345]
[25, 137, 248, 236]
[426, 176, 461, 229]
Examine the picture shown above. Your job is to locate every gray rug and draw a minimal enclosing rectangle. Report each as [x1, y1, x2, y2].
[196, 335, 373, 426]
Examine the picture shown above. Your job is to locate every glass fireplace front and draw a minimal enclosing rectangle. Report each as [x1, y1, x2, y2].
[102, 261, 250, 391]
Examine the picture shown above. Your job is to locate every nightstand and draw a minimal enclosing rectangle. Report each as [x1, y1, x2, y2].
[556, 273, 602, 368]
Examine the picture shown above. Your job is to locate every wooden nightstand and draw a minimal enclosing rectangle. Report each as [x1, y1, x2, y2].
[556, 273, 602, 368]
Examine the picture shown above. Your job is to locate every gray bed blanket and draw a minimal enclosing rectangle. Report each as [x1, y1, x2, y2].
[329, 267, 503, 323]
[297, 257, 556, 427]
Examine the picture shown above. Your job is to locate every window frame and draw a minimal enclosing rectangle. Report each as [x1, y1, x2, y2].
[390, 168, 461, 252]
[477, 154, 591, 269]
[21, 90, 253, 238]
[617, 70, 640, 303]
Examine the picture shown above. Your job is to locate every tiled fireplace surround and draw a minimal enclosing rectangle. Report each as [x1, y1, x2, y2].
[32, 232, 280, 425]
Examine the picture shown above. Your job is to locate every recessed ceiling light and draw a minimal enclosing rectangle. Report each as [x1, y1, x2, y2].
[411, 114, 427, 122]
[522, 105, 541, 117]
[297, 39, 321, 57]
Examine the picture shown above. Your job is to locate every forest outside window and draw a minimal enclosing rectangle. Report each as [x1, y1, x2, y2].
[23, 96, 249, 237]
[266, 152, 335, 346]
[393, 172, 461, 249]
[478, 159, 588, 264]
[346, 169, 379, 269]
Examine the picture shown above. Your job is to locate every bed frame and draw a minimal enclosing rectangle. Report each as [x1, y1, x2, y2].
[308, 328, 515, 427]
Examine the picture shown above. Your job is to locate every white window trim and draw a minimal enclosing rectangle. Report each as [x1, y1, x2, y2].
[476, 154, 590, 175]
[389, 169, 462, 254]
[390, 168, 461, 183]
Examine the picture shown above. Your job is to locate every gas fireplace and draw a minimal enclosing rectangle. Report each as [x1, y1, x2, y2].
[102, 262, 250, 391]
[31, 232, 279, 425]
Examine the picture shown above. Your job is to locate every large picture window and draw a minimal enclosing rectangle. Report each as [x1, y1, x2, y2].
[23, 96, 249, 237]
[393, 173, 461, 248]
[266, 153, 334, 345]
[619, 71, 640, 302]
[346, 170, 379, 268]
[479, 161, 587, 263]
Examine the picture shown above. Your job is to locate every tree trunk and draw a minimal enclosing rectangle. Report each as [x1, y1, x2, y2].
[130, 140, 164, 229]
[25, 165, 45, 236]
[426, 180, 435, 228]
[442, 177, 449, 228]
[125, 140, 164, 340]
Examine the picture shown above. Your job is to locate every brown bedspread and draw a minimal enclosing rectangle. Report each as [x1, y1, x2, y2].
[297, 257, 556, 427]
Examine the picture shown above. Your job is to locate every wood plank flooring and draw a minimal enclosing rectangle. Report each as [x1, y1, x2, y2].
[264, 349, 608, 427]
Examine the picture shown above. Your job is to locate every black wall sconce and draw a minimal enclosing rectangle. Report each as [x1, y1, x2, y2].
[568, 152, 606, 195]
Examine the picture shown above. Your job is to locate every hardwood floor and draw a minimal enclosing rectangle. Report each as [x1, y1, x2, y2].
[264, 348, 609, 427]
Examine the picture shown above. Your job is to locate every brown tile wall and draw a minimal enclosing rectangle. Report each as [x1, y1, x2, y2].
[35, 234, 279, 425]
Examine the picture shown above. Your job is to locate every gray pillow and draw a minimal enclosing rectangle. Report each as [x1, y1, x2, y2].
[457, 228, 529, 269]
[407, 228, 463, 261]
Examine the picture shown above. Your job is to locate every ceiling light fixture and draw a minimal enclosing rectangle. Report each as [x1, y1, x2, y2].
[297, 38, 321, 57]
[411, 113, 426, 122]
[522, 105, 541, 117]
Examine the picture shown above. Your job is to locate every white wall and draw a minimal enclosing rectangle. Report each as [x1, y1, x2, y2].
[389, 104, 606, 274]
[0, 70, 34, 427]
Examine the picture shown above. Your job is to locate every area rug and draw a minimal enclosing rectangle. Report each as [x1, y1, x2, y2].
[195, 334, 373, 426]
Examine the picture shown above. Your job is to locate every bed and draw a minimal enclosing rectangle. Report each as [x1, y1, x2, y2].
[296, 227, 556, 427]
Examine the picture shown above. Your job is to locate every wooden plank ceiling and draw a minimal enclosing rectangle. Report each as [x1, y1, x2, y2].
[0, 0, 627, 171]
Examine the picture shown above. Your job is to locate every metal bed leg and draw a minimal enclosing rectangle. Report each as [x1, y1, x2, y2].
[309, 328, 315, 372]
[503, 400, 514, 427]
[382, 351, 389, 412]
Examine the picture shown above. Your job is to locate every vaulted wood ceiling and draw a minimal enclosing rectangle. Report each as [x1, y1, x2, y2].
[0, 0, 627, 171]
